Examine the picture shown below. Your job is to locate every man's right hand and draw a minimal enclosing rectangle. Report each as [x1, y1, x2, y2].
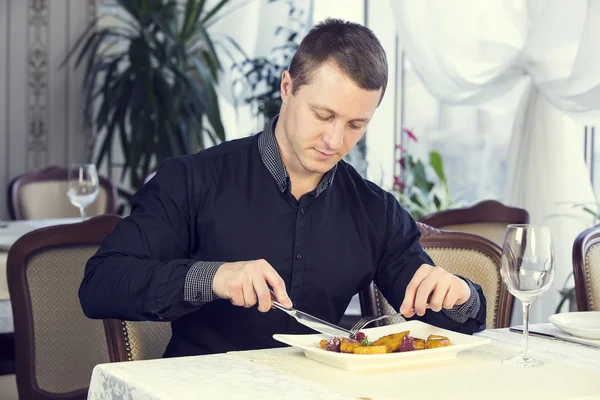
[212, 259, 292, 312]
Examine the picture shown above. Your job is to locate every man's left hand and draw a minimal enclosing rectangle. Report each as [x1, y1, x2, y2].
[400, 264, 471, 318]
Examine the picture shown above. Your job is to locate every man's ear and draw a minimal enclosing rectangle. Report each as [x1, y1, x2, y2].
[280, 70, 292, 104]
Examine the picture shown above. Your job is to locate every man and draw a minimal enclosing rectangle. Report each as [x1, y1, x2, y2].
[80, 18, 486, 357]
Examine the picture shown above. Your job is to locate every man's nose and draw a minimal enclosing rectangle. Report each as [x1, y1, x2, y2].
[322, 122, 344, 150]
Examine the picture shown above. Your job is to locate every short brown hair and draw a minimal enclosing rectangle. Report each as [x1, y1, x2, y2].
[288, 18, 388, 103]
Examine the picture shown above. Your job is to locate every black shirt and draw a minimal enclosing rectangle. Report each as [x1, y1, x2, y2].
[80, 119, 486, 357]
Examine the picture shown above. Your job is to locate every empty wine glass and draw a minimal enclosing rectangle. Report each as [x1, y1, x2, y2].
[500, 224, 555, 367]
[67, 163, 99, 220]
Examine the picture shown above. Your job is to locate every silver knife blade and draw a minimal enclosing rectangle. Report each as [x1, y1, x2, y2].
[270, 295, 352, 337]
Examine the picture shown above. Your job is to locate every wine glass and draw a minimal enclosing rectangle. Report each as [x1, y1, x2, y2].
[67, 163, 99, 220]
[500, 224, 555, 367]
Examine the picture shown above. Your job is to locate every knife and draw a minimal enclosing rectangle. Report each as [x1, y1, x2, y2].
[269, 290, 353, 338]
[509, 326, 600, 348]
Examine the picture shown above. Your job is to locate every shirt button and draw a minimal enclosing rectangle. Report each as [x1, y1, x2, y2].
[296, 253, 303, 260]
[299, 207, 305, 214]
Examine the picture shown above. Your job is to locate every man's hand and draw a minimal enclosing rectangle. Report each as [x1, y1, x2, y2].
[212, 259, 292, 312]
[400, 264, 470, 318]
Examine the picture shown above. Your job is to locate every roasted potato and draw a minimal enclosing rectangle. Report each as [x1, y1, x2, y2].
[413, 338, 426, 350]
[426, 334, 451, 349]
[372, 331, 410, 352]
[352, 345, 391, 354]
[340, 338, 362, 353]
[319, 339, 327, 349]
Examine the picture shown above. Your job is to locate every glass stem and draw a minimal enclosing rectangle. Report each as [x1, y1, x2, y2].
[521, 301, 531, 358]
[79, 207, 86, 221]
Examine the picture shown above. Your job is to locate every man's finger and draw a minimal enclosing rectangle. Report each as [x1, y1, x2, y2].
[242, 279, 256, 308]
[253, 276, 272, 313]
[443, 287, 460, 309]
[414, 278, 436, 316]
[428, 282, 449, 312]
[229, 281, 244, 307]
[400, 265, 430, 315]
[263, 265, 292, 308]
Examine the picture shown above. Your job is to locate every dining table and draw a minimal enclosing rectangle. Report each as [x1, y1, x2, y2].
[0, 217, 82, 333]
[87, 323, 600, 400]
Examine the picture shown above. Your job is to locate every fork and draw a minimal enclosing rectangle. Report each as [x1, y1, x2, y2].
[350, 305, 431, 336]
[349, 315, 401, 337]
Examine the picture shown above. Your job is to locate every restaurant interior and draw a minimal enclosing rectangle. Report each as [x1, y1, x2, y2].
[0, 0, 599, 399]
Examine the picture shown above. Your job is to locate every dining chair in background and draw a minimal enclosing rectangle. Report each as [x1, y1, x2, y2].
[7, 214, 121, 400]
[572, 224, 600, 311]
[7, 166, 116, 220]
[419, 199, 530, 246]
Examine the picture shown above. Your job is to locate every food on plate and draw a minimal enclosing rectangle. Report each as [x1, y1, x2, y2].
[372, 331, 409, 352]
[340, 338, 362, 353]
[426, 334, 451, 349]
[317, 330, 451, 355]
[352, 345, 391, 354]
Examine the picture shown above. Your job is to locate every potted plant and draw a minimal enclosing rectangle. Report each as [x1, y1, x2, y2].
[229, 0, 305, 124]
[393, 129, 465, 220]
[65, 0, 231, 189]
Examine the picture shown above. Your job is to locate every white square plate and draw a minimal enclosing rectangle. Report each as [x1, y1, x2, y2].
[273, 320, 491, 371]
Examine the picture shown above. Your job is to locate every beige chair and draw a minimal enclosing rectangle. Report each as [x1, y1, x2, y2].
[419, 200, 529, 246]
[8, 166, 116, 220]
[360, 223, 513, 329]
[103, 319, 172, 362]
[7, 214, 121, 400]
[572, 224, 600, 311]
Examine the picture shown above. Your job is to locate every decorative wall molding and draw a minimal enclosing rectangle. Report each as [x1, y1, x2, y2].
[27, 0, 49, 171]
[0, 0, 92, 218]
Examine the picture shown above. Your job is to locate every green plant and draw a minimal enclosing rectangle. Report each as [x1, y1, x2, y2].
[230, 0, 305, 122]
[65, 0, 231, 188]
[392, 129, 464, 220]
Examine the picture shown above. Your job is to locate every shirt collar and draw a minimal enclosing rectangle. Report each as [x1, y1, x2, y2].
[258, 116, 337, 197]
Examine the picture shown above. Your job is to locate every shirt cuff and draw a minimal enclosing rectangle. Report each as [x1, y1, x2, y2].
[184, 261, 224, 304]
[442, 278, 481, 323]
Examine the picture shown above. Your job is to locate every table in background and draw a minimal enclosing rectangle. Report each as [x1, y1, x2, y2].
[88, 324, 600, 400]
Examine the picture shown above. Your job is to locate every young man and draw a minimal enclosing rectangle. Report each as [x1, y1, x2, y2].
[80, 18, 485, 357]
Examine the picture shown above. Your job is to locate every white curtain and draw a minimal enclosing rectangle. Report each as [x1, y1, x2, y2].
[390, 0, 600, 324]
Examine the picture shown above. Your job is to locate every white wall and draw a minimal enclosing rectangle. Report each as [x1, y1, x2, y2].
[0, 0, 95, 219]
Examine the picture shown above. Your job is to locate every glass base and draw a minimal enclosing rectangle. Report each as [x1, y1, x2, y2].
[502, 355, 546, 367]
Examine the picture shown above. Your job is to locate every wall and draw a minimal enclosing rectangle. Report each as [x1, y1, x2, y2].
[0, 0, 96, 219]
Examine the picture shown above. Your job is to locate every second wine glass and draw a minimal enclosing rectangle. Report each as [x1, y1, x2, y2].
[67, 163, 99, 220]
[500, 224, 555, 367]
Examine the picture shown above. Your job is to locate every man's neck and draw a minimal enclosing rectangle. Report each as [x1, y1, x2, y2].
[274, 120, 323, 200]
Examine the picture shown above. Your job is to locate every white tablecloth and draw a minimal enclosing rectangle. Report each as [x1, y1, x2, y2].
[88, 324, 600, 400]
[0, 218, 81, 301]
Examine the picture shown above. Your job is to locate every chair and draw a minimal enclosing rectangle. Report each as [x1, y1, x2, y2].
[7, 214, 121, 400]
[419, 200, 529, 246]
[359, 223, 513, 329]
[103, 319, 172, 362]
[572, 224, 600, 311]
[7, 166, 116, 220]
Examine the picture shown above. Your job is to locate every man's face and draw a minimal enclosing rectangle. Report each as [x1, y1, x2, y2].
[278, 61, 382, 176]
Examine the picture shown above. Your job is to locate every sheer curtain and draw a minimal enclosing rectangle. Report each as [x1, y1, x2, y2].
[390, 0, 600, 323]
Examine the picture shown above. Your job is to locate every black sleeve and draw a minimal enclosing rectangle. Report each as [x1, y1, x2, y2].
[373, 193, 486, 334]
[79, 156, 212, 321]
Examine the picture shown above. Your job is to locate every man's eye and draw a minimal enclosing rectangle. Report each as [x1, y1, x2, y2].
[349, 124, 362, 130]
[315, 113, 331, 121]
